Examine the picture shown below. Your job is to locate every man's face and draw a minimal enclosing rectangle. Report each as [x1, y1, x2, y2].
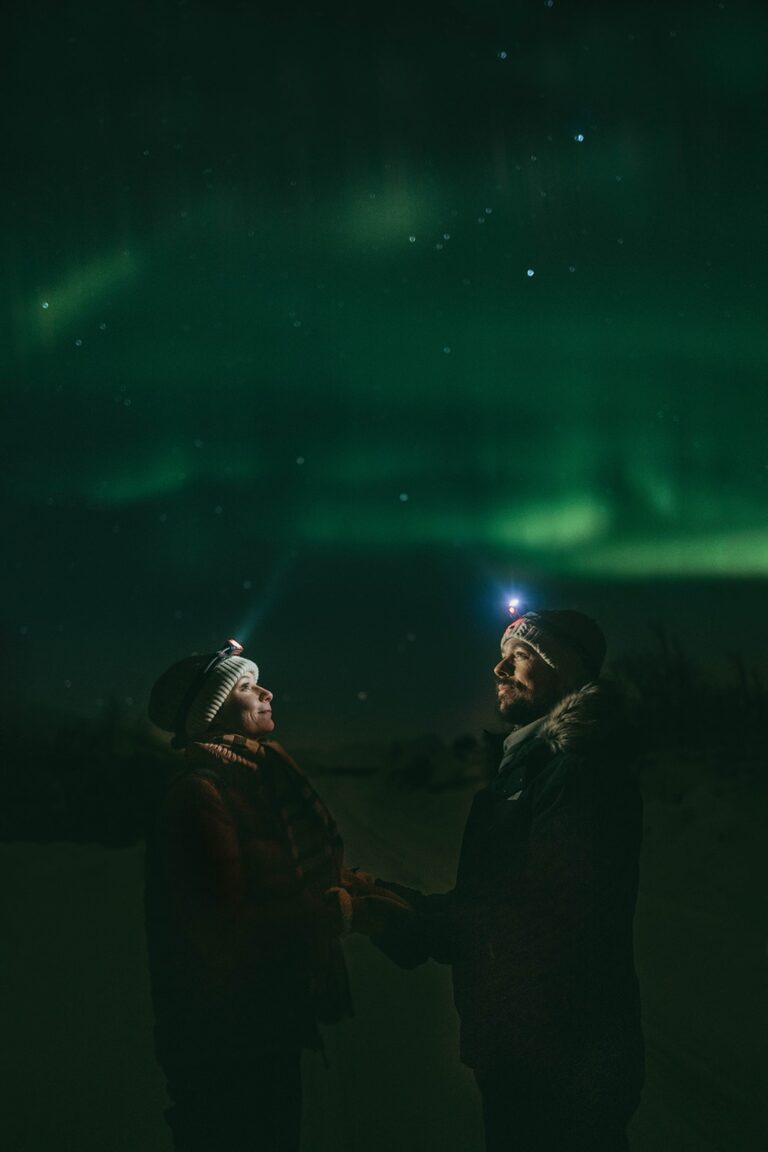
[215, 671, 275, 737]
[493, 640, 563, 726]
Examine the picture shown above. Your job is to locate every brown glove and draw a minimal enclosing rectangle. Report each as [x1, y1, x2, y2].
[325, 884, 414, 937]
[340, 865, 377, 895]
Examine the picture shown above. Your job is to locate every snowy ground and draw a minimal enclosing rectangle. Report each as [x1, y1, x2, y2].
[1, 753, 765, 1151]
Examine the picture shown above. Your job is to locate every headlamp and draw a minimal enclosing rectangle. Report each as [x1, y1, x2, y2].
[200, 637, 244, 676]
[172, 637, 245, 746]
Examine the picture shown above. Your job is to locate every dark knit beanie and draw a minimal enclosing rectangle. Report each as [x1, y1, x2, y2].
[149, 651, 259, 743]
[500, 609, 606, 688]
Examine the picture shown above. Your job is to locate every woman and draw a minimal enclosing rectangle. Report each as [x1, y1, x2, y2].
[145, 639, 408, 1152]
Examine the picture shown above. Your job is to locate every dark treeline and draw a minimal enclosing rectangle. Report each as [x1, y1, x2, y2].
[1, 628, 764, 847]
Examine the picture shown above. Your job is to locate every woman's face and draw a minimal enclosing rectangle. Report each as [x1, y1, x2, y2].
[215, 672, 275, 737]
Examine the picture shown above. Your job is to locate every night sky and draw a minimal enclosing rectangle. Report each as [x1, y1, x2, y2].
[5, 0, 768, 742]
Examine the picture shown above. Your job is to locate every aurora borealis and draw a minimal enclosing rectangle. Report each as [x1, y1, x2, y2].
[4, 0, 767, 738]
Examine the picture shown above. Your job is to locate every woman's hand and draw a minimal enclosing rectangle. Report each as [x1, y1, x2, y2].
[325, 882, 415, 937]
[340, 864, 377, 894]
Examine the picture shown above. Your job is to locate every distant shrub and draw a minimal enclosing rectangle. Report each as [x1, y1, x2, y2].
[0, 701, 174, 846]
[609, 623, 766, 769]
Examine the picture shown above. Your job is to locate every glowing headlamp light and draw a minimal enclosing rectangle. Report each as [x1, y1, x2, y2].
[507, 598, 521, 619]
[201, 637, 244, 675]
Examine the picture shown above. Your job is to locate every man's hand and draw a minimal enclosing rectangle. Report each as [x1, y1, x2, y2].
[350, 885, 415, 936]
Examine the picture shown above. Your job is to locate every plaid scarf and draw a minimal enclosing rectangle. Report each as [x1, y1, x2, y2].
[199, 734, 344, 889]
[187, 734, 352, 1027]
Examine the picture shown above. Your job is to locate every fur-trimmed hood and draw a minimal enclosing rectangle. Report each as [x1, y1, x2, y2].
[535, 679, 630, 756]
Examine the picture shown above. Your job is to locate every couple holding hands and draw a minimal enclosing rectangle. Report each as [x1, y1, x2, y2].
[145, 610, 644, 1152]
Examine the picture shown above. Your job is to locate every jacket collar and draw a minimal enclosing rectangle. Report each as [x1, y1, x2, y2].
[502, 716, 547, 756]
[501, 680, 625, 764]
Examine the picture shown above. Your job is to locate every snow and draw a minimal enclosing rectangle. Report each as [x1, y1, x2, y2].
[1, 753, 765, 1150]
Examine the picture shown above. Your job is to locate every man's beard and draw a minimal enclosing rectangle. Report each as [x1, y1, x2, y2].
[495, 682, 551, 727]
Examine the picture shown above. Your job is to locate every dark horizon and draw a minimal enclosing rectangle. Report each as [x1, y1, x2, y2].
[6, 554, 767, 747]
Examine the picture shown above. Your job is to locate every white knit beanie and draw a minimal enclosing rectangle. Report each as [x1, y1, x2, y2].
[149, 651, 259, 744]
[185, 655, 260, 740]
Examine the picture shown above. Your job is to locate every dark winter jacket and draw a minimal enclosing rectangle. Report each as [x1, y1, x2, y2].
[376, 682, 644, 1087]
[144, 737, 352, 1067]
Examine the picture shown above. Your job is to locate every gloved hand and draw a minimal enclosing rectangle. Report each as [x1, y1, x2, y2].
[351, 886, 415, 937]
[340, 864, 377, 894]
[326, 883, 414, 937]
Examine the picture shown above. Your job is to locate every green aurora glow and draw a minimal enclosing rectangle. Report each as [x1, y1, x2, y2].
[4, 1, 768, 582]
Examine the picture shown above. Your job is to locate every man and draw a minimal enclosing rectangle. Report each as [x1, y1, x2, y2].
[373, 610, 644, 1152]
[145, 639, 409, 1152]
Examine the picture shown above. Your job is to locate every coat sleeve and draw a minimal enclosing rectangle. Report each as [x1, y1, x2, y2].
[370, 881, 457, 968]
[157, 773, 339, 975]
[373, 753, 639, 974]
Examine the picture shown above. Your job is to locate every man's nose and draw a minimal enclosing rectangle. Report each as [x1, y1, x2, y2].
[493, 657, 513, 680]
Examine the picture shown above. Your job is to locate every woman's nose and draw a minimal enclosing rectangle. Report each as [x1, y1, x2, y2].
[257, 685, 273, 702]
